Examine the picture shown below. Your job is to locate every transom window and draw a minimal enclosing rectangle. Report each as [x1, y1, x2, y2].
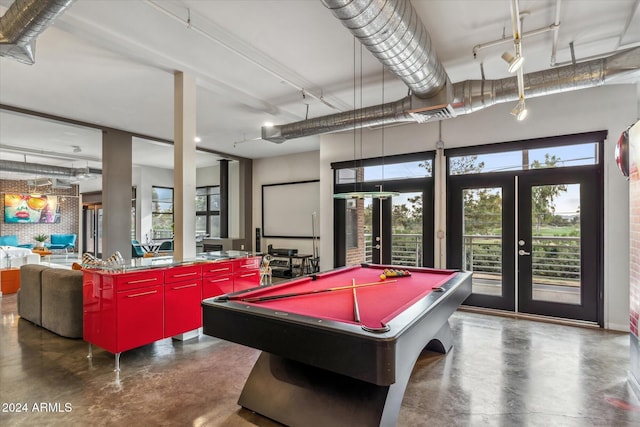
[336, 159, 432, 184]
[449, 142, 599, 176]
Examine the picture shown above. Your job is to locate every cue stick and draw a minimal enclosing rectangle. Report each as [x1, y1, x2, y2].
[352, 278, 361, 323]
[237, 279, 398, 303]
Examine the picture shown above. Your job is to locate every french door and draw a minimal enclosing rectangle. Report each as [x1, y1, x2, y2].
[448, 168, 601, 323]
[368, 189, 431, 266]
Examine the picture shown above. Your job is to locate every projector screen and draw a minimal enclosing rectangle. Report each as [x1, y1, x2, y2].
[262, 180, 320, 238]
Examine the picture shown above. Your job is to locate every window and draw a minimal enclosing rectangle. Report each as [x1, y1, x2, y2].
[335, 159, 432, 184]
[152, 186, 173, 239]
[196, 186, 220, 238]
[449, 142, 599, 176]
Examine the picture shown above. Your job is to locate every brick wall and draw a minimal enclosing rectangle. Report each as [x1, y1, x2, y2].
[346, 198, 365, 266]
[0, 179, 80, 248]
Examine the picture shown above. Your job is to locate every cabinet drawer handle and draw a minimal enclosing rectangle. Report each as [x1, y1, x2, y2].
[172, 272, 198, 278]
[126, 278, 159, 284]
[172, 283, 198, 290]
[208, 268, 230, 273]
[239, 273, 257, 278]
[127, 289, 158, 298]
[207, 277, 230, 283]
[240, 264, 256, 269]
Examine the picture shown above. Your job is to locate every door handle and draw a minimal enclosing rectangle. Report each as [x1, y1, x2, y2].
[518, 249, 531, 256]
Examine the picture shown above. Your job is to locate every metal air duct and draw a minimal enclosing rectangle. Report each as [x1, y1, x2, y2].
[322, 0, 447, 98]
[0, 159, 101, 178]
[0, 0, 75, 65]
[261, 0, 640, 143]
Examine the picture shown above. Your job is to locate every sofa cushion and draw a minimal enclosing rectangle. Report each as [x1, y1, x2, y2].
[17, 264, 50, 326]
[41, 269, 83, 338]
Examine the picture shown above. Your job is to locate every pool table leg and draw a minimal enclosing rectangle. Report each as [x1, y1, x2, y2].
[237, 322, 456, 427]
[238, 352, 393, 427]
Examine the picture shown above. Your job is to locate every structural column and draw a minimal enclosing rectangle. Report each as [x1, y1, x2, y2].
[220, 159, 229, 238]
[102, 129, 132, 259]
[174, 71, 197, 261]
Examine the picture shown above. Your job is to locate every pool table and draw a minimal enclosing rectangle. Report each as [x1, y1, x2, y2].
[202, 264, 471, 427]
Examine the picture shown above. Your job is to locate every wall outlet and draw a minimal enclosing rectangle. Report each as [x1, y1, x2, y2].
[241, 244, 245, 250]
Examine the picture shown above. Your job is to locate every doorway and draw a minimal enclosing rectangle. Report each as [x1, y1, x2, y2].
[447, 133, 604, 324]
[332, 153, 435, 268]
[83, 203, 102, 258]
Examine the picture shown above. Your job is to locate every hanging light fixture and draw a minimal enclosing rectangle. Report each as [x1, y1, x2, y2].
[501, 50, 524, 73]
[333, 40, 399, 200]
[510, 96, 528, 121]
[506, 0, 529, 121]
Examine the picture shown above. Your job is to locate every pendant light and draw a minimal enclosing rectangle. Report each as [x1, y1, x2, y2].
[333, 39, 399, 200]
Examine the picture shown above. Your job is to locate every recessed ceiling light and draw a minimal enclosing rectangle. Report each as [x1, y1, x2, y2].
[263, 122, 274, 128]
[194, 136, 202, 143]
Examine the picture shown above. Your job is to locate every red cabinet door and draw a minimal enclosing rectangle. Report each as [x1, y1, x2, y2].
[165, 264, 202, 284]
[202, 261, 234, 277]
[234, 270, 261, 292]
[112, 269, 164, 292]
[202, 275, 234, 299]
[233, 257, 261, 291]
[202, 261, 235, 299]
[164, 279, 202, 337]
[83, 271, 117, 353]
[116, 284, 164, 353]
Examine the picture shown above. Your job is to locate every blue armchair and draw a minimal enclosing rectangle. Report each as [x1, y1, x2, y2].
[131, 240, 144, 258]
[45, 234, 77, 253]
[0, 235, 34, 248]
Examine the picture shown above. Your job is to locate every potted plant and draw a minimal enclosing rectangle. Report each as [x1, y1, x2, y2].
[34, 233, 48, 248]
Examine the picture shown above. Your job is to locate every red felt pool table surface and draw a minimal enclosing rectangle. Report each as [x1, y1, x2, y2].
[233, 264, 457, 330]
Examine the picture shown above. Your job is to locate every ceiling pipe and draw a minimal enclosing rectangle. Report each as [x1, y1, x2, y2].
[261, 0, 640, 143]
[322, 0, 448, 99]
[550, 0, 562, 66]
[0, 159, 101, 178]
[472, 24, 558, 59]
[263, 46, 640, 143]
[0, 0, 75, 64]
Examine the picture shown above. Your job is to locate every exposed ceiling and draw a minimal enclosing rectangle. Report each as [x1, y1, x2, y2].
[0, 0, 639, 180]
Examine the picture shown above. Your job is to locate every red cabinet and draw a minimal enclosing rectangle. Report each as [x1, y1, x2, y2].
[233, 256, 261, 292]
[164, 264, 202, 337]
[202, 261, 234, 299]
[116, 284, 164, 352]
[83, 255, 262, 360]
[84, 269, 165, 354]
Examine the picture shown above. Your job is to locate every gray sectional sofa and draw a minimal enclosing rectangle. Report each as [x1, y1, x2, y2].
[17, 264, 83, 339]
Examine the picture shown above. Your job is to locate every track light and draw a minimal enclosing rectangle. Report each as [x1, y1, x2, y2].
[511, 99, 528, 121]
[502, 51, 524, 73]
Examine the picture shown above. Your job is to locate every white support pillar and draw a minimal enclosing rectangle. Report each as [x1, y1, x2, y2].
[174, 71, 197, 261]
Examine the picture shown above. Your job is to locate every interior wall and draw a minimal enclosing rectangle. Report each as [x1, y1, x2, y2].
[253, 151, 320, 255]
[319, 84, 638, 331]
[0, 179, 80, 246]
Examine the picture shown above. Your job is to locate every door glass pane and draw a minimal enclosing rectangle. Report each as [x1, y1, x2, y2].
[462, 188, 503, 296]
[531, 184, 581, 304]
[346, 198, 373, 266]
[391, 192, 422, 266]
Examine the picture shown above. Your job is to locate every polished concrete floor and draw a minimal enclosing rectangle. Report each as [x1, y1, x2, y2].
[2, 289, 640, 426]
